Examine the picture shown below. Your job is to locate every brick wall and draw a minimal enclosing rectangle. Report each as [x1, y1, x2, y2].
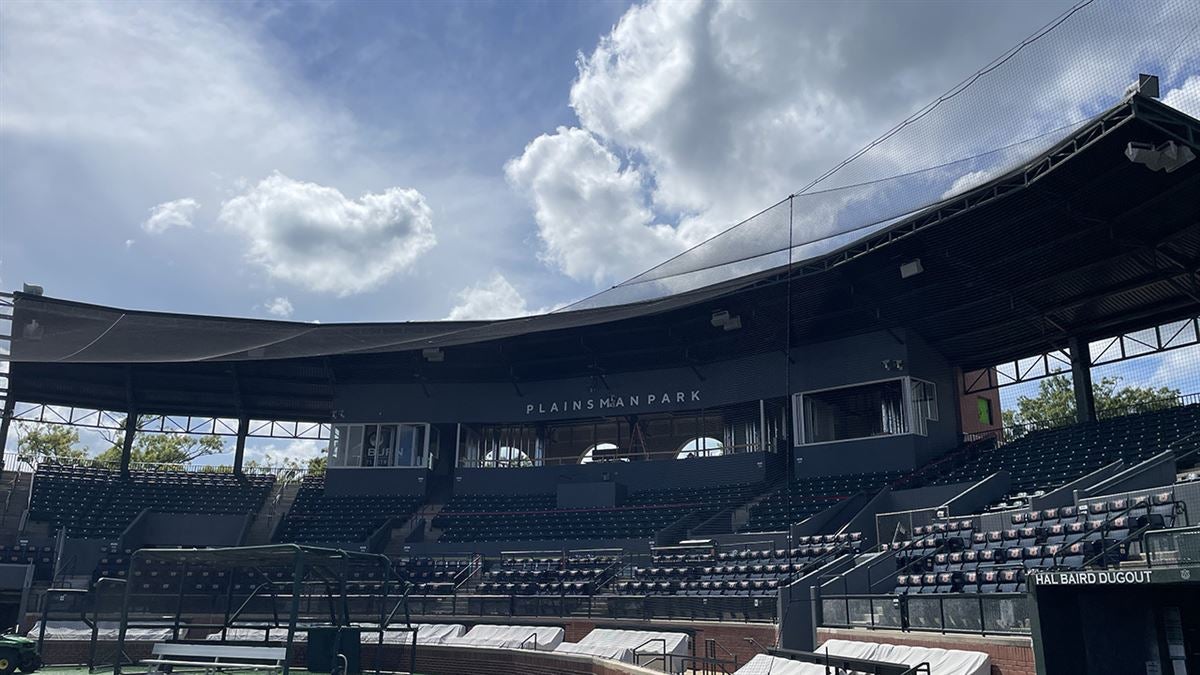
[816, 627, 1036, 675]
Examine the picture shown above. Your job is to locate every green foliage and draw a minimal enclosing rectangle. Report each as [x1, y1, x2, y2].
[16, 423, 89, 464]
[96, 418, 225, 468]
[307, 455, 327, 475]
[1003, 373, 1180, 437]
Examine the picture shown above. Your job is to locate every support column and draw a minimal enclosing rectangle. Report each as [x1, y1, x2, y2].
[120, 411, 137, 478]
[233, 417, 249, 476]
[1069, 336, 1096, 424]
[0, 398, 15, 477]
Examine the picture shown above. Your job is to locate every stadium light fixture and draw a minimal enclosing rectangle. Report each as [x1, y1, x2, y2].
[900, 258, 924, 279]
[1125, 141, 1195, 173]
[710, 310, 741, 331]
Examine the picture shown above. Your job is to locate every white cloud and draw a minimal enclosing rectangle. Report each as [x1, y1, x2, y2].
[446, 274, 532, 320]
[0, 3, 349, 158]
[509, 0, 1200, 294]
[505, 127, 683, 285]
[218, 173, 436, 296]
[241, 438, 326, 467]
[142, 197, 200, 234]
[1163, 75, 1200, 118]
[940, 170, 994, 200]
[263, 296, 294, 318]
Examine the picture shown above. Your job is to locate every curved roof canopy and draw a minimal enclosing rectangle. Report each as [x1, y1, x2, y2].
[7, 95, 1200, 420]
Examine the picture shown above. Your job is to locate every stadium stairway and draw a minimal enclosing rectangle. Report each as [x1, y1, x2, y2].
[689, 475, 789, 537]
[0, 471, 34, 543]
[243, 478, 302, 546]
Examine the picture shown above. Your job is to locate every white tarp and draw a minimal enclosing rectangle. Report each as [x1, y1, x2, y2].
[818, 639, 991, 675]
[29, 621, 174, 642]
[443, 624, 564, 651]
[556, 628, 690, 674]
[204, 627, 308, 642]
[734, 654, 824, 675]
[381, 624, 465, 645]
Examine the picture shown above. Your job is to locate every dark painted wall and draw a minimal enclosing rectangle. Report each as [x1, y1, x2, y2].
[336, 351, 788, 424]
[325, 467, 430, 496]
[453, 451, 770, 495]
[791, 328, 961, 477]
[127, 512, 251, 548]
[334, 328, 962, 483]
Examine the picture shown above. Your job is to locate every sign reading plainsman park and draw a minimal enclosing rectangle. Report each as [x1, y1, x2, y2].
[525, 390, 702, 416]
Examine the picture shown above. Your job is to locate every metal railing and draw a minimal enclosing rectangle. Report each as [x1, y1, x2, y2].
[820, 592, 1031, 635]
[401, 592, 777, 623]
[1143, 524, 1200, 567]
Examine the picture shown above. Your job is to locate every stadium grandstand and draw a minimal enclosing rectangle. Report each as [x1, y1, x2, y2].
[2, 7, 1200, 675]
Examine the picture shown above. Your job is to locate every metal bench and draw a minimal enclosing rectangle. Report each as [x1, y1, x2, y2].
[143, 643, 287, 675]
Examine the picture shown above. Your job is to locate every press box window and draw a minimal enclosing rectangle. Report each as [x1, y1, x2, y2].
[796, 377, 938, 444]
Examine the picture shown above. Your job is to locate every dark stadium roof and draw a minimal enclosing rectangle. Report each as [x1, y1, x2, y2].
[7, 94, 1200, 420]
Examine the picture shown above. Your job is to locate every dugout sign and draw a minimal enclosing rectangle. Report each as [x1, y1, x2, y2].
[1032, 567, 1195, 587]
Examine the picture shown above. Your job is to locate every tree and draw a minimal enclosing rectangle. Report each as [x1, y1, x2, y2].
[1002, 373, 1180, 436]
[96, 416, 225, 467]
[16, 423, 89, 464]
[307, 455, 326, 476]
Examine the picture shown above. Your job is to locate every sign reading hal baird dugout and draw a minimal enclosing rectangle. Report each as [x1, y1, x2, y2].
[1033, 567, 1196, 586]
[525, 390, 702, 416]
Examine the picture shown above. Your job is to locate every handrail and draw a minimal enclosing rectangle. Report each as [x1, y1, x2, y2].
[1142, 524, 1200, 568]
[632, 637, 669, 671]
[518, 632, 538, 651]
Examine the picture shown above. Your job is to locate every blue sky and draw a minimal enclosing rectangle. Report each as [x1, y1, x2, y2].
[1, 0, 1198, 465]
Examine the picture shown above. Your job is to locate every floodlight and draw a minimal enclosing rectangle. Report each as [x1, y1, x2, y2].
[1125, 141, 1195, 173]
[900, 259, 924, 279]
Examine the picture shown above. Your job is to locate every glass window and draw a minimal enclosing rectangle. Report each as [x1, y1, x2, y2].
[329, 425, 348, 467]
[580, 442, 626, 464]
[800, 380, 908, 444]
[395, 424, 418, 467]
[347, 426, 364, 466]
[909, 379, 938, 436]
[677, 437, 724, 459]
[485, 446, 533, 467]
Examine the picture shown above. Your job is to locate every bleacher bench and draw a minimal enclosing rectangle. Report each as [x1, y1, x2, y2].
[143, 643, 287, 674]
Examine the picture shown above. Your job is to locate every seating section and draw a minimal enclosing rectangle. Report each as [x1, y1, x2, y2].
[933, 404, 1200, 495]
[94, 552, 471, 596]
[0, 543, 54, 580]
[616, 534, 863, 597]
[29, 465, 274, 538]
[275, 476, 423, 544]
[744, 471, 906, 532]
[889, 492, 1178, 595]
[434, 484, 761, 543]
[476, 552, 620, 595]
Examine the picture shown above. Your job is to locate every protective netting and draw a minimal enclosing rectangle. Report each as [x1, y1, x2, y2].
[566, 0, 1200, 310]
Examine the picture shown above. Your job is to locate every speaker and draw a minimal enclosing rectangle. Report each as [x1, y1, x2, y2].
[306, 627, 361, 674]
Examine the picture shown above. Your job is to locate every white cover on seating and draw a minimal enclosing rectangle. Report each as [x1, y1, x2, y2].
[30, 621, 174, 642]
[734, 654, 824, 675]
[204, 627, 308, 642]
[443, 624, 564, 651]
[818, 639, 990, 675]
[556, 628, 690, 673]
[380, 624, 465, 645]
